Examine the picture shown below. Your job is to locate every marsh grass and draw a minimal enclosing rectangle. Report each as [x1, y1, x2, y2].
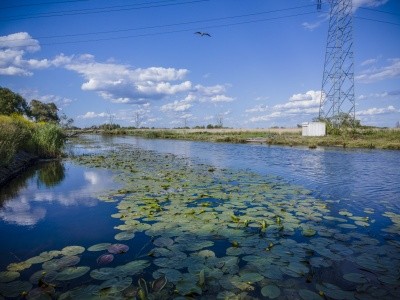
[0, 115, 65, 166]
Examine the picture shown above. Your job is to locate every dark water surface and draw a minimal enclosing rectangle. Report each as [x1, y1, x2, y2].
[0, 135, 399, 299]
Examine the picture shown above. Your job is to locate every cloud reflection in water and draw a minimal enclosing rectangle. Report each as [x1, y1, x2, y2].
[0, 162, 116, 226]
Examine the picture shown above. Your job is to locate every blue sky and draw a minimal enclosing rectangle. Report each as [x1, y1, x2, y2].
[1, 0, 399, 128]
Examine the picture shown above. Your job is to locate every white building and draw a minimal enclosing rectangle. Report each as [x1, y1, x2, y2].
[302, 122, 326, 136]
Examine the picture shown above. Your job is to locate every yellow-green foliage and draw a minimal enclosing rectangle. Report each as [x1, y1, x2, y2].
[32, 122, 65, 157]
[0, 115, 65, 166]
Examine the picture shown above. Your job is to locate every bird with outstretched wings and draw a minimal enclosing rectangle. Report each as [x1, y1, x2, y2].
[194, 31, 211, 37]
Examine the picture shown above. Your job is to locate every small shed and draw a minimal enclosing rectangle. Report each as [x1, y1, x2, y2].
[302, 122, 326, 136]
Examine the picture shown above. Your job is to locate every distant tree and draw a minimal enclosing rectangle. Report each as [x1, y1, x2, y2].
[396, 121, 400, 128]
[0, 87, 31, 116]
[30, 100, 59, 123]
[60, 113, 74, 129]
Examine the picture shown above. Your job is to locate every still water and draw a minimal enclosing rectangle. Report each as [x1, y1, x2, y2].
[0, 135, 399, 299]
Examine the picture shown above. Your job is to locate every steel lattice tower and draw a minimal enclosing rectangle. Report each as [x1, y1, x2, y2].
[319, 0, 355, 126]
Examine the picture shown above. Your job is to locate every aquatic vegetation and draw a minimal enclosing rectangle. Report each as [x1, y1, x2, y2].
[1, 138, 399, 299]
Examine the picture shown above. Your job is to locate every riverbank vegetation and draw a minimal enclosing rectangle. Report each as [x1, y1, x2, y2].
[0, 87, 67, 167]
[71, 126, 400, 150]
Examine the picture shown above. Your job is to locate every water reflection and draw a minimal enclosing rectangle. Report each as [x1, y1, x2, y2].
[37, 160, 65, 187]
[0, 160, 116, 226]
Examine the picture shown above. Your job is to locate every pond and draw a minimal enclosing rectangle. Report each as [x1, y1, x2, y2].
[0, 135, 399, 299]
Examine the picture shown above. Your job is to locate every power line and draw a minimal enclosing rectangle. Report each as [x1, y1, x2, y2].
[1, 10, 318, 48]
[354, 16, 400, 26]
[2, 0, 209, 21]
[1, 0, 90, 9]
[5, 4, 316, 41]
[358, 7, 400, 17]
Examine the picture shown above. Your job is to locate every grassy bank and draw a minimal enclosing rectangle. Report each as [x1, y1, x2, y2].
[0, 115, 65, 167]
[71, 127, 400, 150]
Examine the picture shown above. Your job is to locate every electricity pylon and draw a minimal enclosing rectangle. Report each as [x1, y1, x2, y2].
[319, 0, 355, 126]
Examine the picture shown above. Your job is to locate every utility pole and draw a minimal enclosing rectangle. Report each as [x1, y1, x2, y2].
[319, 0, 355, 126]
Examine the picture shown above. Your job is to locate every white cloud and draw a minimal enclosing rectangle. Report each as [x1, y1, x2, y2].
[248, 90, 322, 124]
[356, 58, 400, 83]
[358, 92, 391, 100]
[357, 105, 398, 116]
[210, 95, 234, 103]
[0, 33, 51, 76]
[274, 90, 321, 110]
[0, 32, 40, 52]
[353, 0, 388, 10]
[361, 58, 378, 66]
[160, 100, 192, 112]
[245, 104, 269, 113]
[58, 55, 193, 103]
[19, 89, 74, 107]
[78, 111, 110, 119]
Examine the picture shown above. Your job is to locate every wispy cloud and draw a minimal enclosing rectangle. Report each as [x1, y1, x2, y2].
[78, 111, 111, 119]
[357, 105, 398, 116]
[356, 58, 400, 83]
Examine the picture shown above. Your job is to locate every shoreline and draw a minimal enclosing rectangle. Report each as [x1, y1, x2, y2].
[68, 128, 400, 150]
[0, 151, 39, 187]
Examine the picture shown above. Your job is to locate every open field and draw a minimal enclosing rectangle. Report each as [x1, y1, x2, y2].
[70, 127, 400, 150]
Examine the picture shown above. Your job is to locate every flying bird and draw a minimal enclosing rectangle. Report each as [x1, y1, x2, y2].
[194, 31, 211, 37]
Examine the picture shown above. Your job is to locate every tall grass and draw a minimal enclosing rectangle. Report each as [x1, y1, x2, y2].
[0, 115, 65, 166]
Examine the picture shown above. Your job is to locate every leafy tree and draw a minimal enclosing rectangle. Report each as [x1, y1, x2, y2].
[59, 113, 74, 129]
[0, 87, 31, 116]
[30, 99, 60, 123]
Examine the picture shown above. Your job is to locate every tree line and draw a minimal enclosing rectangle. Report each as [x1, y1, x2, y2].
[0, 87, 73, 127]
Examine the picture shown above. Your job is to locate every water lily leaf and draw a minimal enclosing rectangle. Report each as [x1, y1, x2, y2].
[153, 237, 174, 247]
[42, 255, 80, 271]
[0, 271, 20, 283]
[343, 273, 368, 284]
[0, 280, 32, 298]
[25, 255, 52, 265]
[61, 245, 85, 256]
[59, 284, 100, 300]
[298, 289, 323, 300]
[107, 243, 129, 254]
[29, 270, 58, 285]
[175, 274, 202, 296]
[302, 228, 317, 237]
[117, 260, 150, 276]
[97, 277, 132, 294]
[114, 231, 135, 241]
[239, 272, 263, 283]
[88, 243, 112, 252]
[56, 266, 90, 281]
[90, 267, 117, 281]
[7, 261, 32, 272]
[261, 284, 281, 299]
[153, 269, 183, 283]
[97, 254, 114, 265]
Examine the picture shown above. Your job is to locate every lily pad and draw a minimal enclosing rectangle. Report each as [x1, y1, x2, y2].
[88, 243, 112, 252]
[0, 271, 20, 283]
[261, 284, 280, 299]
[343, 273, 368, 284]
[114, 231, 135, 241]
[61, 245, 85, 256]
[153, 237, 174, 247]
[97, 254, 114, 265]
[0, 280, 32, 298]
[299, 289, 323, 300]
[302, 228, 317, 237]
[107, 243, 129, 254]
[56, 266, 90, 281]
[90, 267, 118, 281]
